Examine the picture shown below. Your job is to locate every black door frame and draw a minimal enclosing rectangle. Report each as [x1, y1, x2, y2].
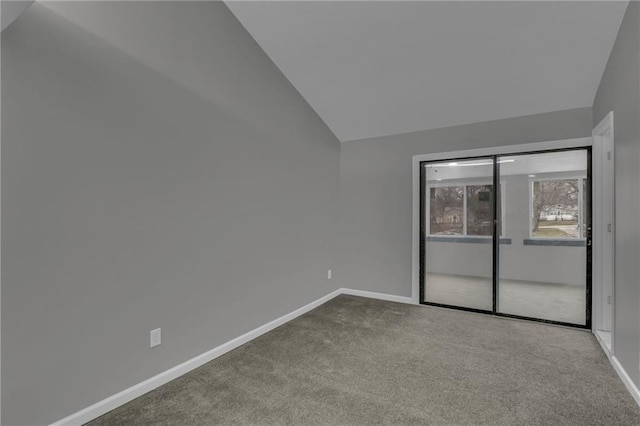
[419, 146, 592, 329]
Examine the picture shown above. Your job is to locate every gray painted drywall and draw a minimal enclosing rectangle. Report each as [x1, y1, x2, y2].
[1, 0, 34, 32]
[1, 2, 340, 425]
[593, 1, 640, 388]
[339, 107, 593, 298]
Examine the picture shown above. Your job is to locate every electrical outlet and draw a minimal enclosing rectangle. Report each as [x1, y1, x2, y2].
[328, 269, 332, 280]
[150, 328, 161, 348]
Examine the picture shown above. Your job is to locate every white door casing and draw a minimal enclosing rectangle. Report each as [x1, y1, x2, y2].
[592, 111, 615, 351]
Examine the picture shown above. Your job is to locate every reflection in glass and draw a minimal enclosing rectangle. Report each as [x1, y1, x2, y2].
[423, 158, 494, 311]
[532, 179, 580, 238]
[422, 150, 589, 325]
[430, 186, 464, 235]
[498, 150, 588, 325]
[467, 185, 493, 236]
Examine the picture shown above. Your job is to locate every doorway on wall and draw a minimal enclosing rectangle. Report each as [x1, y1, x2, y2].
[592, 112, 614, 351]
[419, 147, 591, 328]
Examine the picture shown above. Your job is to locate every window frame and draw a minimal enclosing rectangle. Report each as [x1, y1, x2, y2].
[426, 180, 506, 238]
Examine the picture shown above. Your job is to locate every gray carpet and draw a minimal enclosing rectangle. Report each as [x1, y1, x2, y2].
[87, 295, 640, 425]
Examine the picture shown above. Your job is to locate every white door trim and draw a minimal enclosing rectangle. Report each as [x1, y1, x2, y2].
[591, 111, 615, 353]
[411, 137, 593, 304]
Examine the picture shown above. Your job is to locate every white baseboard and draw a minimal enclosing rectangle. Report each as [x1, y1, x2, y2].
[54, 288, 639, 426]
[49, 287, 413, 425]
[593, 329, 612, 355]
[50, 288, 343, 426]
[340, 288, 415, 305]
[610, 356, 640, 407]
[593, 330, 640, 407]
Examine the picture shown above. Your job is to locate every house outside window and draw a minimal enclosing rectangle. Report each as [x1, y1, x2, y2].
[530, 178, 586, 239]
[429, 184, 502, 236]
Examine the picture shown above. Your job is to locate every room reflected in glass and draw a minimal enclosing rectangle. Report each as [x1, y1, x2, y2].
[423, 158, 494, 311]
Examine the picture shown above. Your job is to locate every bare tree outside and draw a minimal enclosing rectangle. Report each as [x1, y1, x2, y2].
[430, 186, 464, 234]
[532, 179, 579, 237]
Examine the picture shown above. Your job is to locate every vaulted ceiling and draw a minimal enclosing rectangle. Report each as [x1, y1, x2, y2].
[227, 1, 628, 142]
[1, 0, 34, 32]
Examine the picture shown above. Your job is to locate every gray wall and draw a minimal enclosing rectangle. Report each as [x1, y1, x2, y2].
[339, 107, 593, 297]
[1, 1, 34, 32]
[1, 2, 340, 425]
[593, 2, 640, 387]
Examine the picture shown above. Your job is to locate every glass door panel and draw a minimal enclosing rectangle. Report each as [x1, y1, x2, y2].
[497, 150, 589, 325]
[422, 158, 494, 311]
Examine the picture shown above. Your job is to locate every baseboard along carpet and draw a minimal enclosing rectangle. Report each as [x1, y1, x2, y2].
[87, 295, 640, 425]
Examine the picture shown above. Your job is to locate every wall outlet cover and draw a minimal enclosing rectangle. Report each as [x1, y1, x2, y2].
[150, 328, 161, 348]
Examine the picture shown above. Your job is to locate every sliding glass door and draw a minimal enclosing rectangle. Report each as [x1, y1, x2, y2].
[420, 148, 591, 327]
[421, 157, 494, 312]
[497, 150, 589, 326]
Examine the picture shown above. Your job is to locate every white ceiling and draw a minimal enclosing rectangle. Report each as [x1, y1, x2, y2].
[226, 1, 628, 142]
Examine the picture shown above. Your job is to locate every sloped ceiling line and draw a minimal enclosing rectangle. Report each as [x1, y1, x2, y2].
[226, 1, 628, 142]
